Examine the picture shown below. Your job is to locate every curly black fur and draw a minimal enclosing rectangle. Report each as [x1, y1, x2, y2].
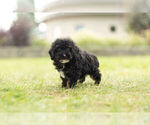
[49, 38, 101, 88]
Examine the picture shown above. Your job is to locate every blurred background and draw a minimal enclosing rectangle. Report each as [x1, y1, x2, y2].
[0, 0, 150, 57]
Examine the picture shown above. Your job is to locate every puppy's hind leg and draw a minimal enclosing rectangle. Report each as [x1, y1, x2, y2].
[79, 75, 85, 83]
[79, 77, 85, 83]
[90, 69, 101, 85]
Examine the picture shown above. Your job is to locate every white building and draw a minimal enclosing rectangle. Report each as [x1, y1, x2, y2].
[42, 0, 132, 41]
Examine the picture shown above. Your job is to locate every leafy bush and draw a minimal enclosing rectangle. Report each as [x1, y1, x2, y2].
[128, 0, 150, 33]
[72, 31, 125, 50]
[0, 30, 7, 46]
[126, 33, 147, 46]
[128, 13, 150, 34]
[31, 37, 49, 47]
[9, 19, 32, 46]
[103, 39, 125, 46]
[126, 30, 150, 46]
[71, 31, 150, 49]
[72, 31, 105, 49]
[144, 30, 150, 45]
[0, 30, 12, 46]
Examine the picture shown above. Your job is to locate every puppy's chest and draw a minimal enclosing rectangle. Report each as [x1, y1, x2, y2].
[59, 65, 72, 78]
[59, 70, 65, 78]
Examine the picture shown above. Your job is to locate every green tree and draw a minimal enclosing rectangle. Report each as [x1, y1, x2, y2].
[9, 0, 36, 46]
[128, 0, 150, 33]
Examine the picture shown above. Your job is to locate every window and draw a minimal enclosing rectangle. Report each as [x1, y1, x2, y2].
[110, 25, 116, 33]
[75, 25, 84, 31]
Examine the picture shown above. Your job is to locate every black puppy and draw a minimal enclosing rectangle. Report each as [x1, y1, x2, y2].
[49, 38, 101, 88]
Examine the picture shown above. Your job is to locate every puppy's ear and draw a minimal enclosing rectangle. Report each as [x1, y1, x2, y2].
[71, 45, 80, 59]
[48, 49, 54, 60]
[72, 46, 79, 53]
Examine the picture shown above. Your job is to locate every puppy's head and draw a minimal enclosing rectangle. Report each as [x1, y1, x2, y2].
[49, 38, 79, 64]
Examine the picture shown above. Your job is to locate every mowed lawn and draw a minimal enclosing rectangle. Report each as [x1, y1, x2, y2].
[0, 56, 150, 112]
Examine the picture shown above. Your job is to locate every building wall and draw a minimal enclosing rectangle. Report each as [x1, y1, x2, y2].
[45, 14, 127, 41]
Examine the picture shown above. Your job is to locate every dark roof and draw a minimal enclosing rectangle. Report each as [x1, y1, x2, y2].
[42, 12, 127, 22]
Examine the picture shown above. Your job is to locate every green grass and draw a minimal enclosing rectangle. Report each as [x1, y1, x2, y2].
[0, 56, 150, 112]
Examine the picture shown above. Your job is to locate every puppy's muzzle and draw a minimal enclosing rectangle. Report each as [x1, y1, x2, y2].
[59, 59, 70, 63]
